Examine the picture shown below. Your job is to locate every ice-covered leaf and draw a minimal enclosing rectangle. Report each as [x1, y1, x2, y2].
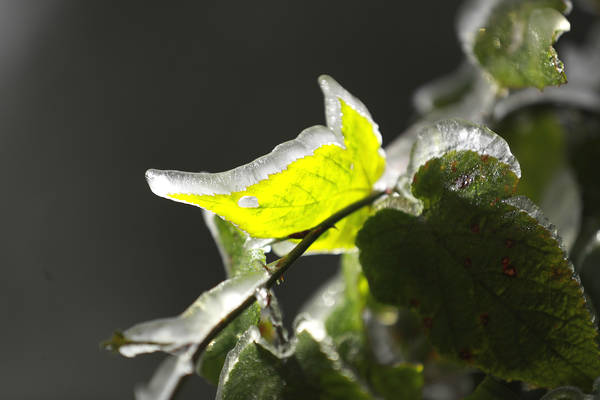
[458, 0, 571, 89]
[464, 376, 520, 400]
[493, 24, 600, 120]
[215, 325, 375, 400]
[104, 270, 270, 358]
[412, 63, 499, 123]
[357, 134, 600, 389]
[197, 213, 267, 384]
[540, 386, 595, 399]
[146, 75, 385, 253]
[301, 254, 424, 399]
[495, 108, 581, 250]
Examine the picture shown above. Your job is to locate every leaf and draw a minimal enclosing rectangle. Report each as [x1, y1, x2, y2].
[458, 0, 571, 89]
[493, 23, 600, 120]
[540, 386, 594, 399]
[494, 108, 581, 251]
[145, 75, 386, 253]
[103, 270, 270, 358]
[464, 376, 520, 400]
[356, 121, 600, 390]
[412, 62, 498, 123]
[215, 325, 375, 400]
[197, 213, 267, 384]
[302, 254, 424, 399]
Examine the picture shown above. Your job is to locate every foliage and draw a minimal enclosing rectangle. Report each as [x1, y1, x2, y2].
[105, 0, 600, 399]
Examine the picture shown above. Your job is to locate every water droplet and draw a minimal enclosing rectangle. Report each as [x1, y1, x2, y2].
[254, 287, 270, 308]
[455, 174, 474, 189]
[238, 195, 259, 208]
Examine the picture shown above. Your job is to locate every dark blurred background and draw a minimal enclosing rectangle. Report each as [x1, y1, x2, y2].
[0, 1, 592, 399]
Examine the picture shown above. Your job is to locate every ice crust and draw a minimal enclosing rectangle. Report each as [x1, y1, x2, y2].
[118, 270, 270, 358]
[407, 119, 521, 181]
[145, 75, 382, 205]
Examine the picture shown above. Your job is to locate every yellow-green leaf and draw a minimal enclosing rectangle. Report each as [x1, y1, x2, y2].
[145, 75, 385, 253]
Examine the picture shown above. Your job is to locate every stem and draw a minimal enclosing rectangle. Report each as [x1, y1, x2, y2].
[177, 190, 385, 396]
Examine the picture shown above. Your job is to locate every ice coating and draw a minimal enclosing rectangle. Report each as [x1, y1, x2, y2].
[145, 125, 342, 201]
[412, 63, 498, 124]
[295, 317, 373, 393]
[539, 168, 582, 252]
[146, 75, 378, 204]
[494, 24, 600, 120]
[319, 74, 382, 146]
[202, 210, 233, 274]
[378, 123, 424, 189]
[407, 119, 521, 181]
[297, 274, 345, 323]
[456, 0, 498, 62]
[216, 326, 262, 400]
[503, 196, 569, 253]
[237, 195, 259, 208]
[540, 386, 590, 400]
[215, 326, 291, 400]
[116, 270, 270, 358]
[134, 346, 196, 400]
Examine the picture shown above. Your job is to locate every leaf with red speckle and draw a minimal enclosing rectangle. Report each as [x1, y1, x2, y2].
[357, 123, 600, 390]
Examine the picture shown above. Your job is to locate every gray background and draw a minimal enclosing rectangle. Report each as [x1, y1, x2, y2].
[1, 1, 592, 399]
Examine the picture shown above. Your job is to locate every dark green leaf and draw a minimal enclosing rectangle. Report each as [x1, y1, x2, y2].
[459, 0, 571, 89]
[216, 325, 374, 400]
[324, 254, 425, 400]
[357, 148, 600, 389]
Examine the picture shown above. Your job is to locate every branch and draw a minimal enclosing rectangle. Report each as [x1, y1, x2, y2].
[175, 190, 386, 397]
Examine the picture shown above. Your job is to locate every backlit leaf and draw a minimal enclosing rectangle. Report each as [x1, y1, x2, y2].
[146, 75, 386, 253]
[357, 121, 600, 390]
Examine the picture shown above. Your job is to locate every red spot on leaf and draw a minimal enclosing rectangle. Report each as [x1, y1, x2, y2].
[480, 154, 490, 162]
[409, 298, 420, 308]
[505, 239, 514, 248]
[502, 264, 517, 277]
[459, 349, 473, 362]
[470, 224, 480, 234]
[501, 256, 510, 266]
[479, 313, 489, 326]
[464, 258, 472, 267]
[451, 161, 457, 173]
[423, 317, 433, 329]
